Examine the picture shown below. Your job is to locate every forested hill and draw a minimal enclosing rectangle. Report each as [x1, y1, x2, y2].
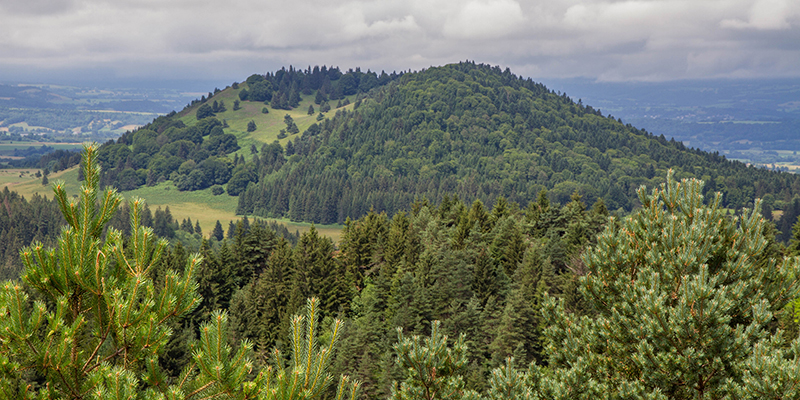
[236, 62, 799, 222]
[93, 62, 800, 228]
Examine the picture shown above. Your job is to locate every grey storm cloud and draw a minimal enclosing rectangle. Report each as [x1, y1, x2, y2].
[0, 0, 799, 82]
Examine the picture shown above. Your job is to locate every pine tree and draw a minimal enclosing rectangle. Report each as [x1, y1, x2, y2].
[187, 298, 361, 400]
[484, 357, 538, 400]
[391, 320, 480, 400]
[538, 171, 800, 399]
[0, 148, 359, 399]
[259, 298, 361, 400]
[0, 144, 202, 397]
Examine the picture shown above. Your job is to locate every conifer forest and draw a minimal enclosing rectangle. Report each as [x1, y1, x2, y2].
[3, 63, 800, 399]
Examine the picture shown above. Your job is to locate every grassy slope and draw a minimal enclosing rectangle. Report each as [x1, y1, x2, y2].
[176, 85, 355, 161]
[4, 86, 349, 242]
[122, 182, 343, 242]
[2, 86, 350, 242]
[3, 165, 343, 242]
[145, 84, 354, 241]
[1, 166, 82, 199]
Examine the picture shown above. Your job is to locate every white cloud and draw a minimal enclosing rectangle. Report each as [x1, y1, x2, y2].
[0, 0, 799, 82]
[442, 0, 526, 39]
[335, 5, 421, 41]
[721, 0, 798, 30]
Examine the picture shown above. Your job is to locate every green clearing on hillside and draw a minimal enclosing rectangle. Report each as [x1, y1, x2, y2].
[0, 168, 42, 188]
[2, 83, 353, 241]
[2, 167, 342, 242]
[0, 166, 81, 199]
[123, 182, 343, 242]
[175, 85, 356, 159]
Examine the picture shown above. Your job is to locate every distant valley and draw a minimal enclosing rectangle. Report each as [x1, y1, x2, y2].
[546, 78, 800, 170]
[0, 80, 220, 142]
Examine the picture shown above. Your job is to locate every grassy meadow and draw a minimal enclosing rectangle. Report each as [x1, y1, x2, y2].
[124, 182, 343, 243]
[1, 165, 343, 242]
[1, 86, 354, 243]
[176, 84, 356, 162]
[0, 169, 48, 191]
[0, 166, 81, 198]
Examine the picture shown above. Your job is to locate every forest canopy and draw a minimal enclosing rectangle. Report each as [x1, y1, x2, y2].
[3, 147, 800, 399]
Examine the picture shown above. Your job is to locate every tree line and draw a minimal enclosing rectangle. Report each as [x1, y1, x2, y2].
[236, 65, 400, 111]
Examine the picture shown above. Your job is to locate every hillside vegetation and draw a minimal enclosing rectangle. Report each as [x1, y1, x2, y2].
[5, 65, 800, 398]
[5, 146, 800, 399]
[20, 62, 790, 242]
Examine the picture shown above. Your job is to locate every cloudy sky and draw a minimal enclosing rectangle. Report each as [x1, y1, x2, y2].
[1, 0, 799, 85]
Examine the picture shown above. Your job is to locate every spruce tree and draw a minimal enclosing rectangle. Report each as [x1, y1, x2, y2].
[257, 238, 294, 350]
[471, 249, 499, 307]
[539, 171, 800, 399]
[291, 226, 351, 317]
[489, 216, 525, 277]
[491, 246, 550, 366]
[211, 219, 224, 241]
